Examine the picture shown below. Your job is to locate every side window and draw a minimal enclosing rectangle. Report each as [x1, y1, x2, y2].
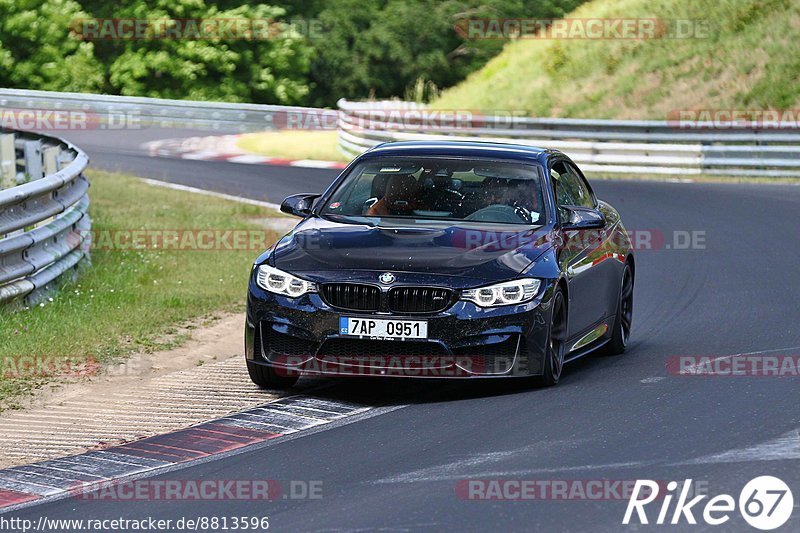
[551, 161, 575, 205]
[551, 160, 594, 211]
[565, 163, 595, 208]
[550, 161, 576, 222]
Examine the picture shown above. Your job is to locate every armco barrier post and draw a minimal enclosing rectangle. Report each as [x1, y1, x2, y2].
[0, 133, 15, 189]
[22, 139, 43, 182]
[42, 146, 61, 175]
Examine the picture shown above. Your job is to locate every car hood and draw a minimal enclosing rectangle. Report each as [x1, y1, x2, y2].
[269, 216, 552, 282]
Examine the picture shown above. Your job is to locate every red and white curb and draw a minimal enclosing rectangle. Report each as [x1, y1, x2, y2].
[0, 395, 372, 513]
[143, 136, 347, 170]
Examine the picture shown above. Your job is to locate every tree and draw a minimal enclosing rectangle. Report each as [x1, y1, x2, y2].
[306, 0, 586, 106]
[0, 0, 313, 105]
[0, 0, 588, 106]
[77, 0, 313, 104]
[0, 0, 104, 92]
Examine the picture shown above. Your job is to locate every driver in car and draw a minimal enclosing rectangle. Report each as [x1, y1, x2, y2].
[471, 178, 540, 223]
[366, 174, 420, 216]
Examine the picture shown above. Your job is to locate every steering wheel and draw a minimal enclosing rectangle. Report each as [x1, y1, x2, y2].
[513, 206, 533, 224]
[465, 204, 531, 224]
[362, 197, 378, 215]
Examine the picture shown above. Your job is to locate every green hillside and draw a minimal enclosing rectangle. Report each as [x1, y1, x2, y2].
[433, 0, 800, 119]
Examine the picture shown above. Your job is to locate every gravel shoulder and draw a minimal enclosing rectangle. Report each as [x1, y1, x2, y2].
[0, 313, 281, 468]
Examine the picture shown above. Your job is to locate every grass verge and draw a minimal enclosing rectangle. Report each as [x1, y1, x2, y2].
[236, 130, 348, 162]
[434, 0, 800, 118]
[0, 170, 279, 408]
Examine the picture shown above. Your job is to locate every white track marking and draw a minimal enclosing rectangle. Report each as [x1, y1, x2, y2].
[290, 159, 343, 168]
[679, 345, 800, 374]
[226, 154, 274, 164]
[139, 177, 282, 210]
[678, 429, 800, 465]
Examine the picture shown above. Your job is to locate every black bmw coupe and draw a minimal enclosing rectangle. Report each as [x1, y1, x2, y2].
[245, 141, 634, 387]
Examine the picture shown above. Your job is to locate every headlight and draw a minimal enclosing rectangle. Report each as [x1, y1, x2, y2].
[255, 265, 317, 298]
[461, 279, 541, 307]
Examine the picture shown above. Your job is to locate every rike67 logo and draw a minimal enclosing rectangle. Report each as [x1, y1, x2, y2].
[623, 476, 793, 530]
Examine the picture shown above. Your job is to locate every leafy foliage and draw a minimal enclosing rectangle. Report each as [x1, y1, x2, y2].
[305, 0, 585, 106]
[0, 0, 312, 104]
[0, 0, 586, 105]
[0, 0, 104, 92]
[79, 0, 313, 104]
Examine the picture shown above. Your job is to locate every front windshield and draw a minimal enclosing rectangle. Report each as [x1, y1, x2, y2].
[320, 157, 545, 225]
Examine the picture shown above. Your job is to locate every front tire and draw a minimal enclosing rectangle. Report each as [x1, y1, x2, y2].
[247, 360, 299, 389]
[535, 288, 567, 387]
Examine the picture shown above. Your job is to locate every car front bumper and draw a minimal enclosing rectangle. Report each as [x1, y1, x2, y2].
[245, 276, 557, 379]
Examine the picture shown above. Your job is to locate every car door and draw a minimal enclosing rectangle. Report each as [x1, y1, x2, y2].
[567, 161, 625, 324]
[550, 159, 610, 344]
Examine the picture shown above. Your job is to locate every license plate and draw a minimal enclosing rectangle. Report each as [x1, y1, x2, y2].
[340, 317, 428, 340]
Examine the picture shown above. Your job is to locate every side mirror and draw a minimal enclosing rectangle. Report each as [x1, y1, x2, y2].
[280, 193, 321, 218]
[561, 205, 606, 230]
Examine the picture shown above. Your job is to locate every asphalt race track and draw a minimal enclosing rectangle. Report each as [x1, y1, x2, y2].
[59, 128, 339, 204]
[9, 129, 800, 530]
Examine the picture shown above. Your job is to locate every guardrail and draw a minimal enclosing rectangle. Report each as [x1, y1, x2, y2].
[337, 99, 800, 177]
[5, 90, 799, 177]
[0, 88, 322, 133]
[0, 129, 91, 310]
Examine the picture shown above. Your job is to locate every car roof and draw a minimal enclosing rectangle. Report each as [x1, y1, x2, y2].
[360, 140, 556, 164]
